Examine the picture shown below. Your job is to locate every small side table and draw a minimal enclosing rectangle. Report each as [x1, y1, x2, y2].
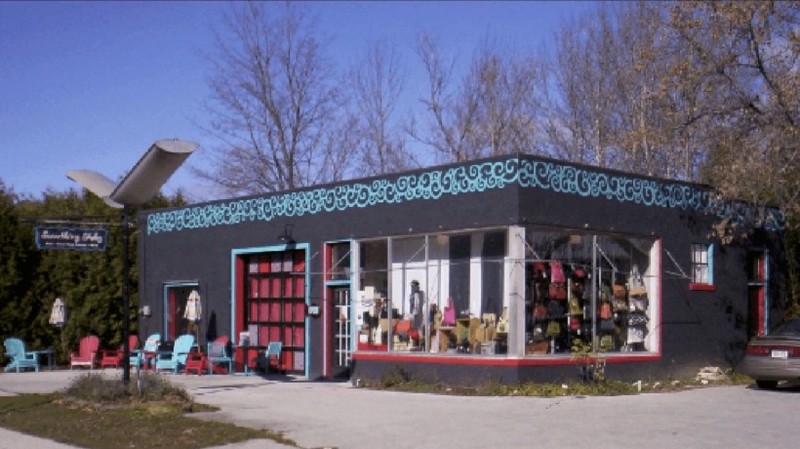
[36, 349, 56, 371]
[238, 345, 265, 375]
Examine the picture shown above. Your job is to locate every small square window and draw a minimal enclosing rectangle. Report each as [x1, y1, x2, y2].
[690, 243, 715, 291]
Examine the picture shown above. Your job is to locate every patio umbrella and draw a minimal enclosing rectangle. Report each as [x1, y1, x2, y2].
[184, 290, 202, 340]
[49, 297, 66, 327]
[49, 297, 68, 364]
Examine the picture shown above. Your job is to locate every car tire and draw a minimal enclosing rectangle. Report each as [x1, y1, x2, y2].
[755, 380, 778, 389]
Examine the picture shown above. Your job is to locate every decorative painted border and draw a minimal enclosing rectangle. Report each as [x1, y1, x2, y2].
[147, 157, 784, 235]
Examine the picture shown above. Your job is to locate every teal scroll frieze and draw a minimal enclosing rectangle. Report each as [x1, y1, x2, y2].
[147, 158, 784, 235]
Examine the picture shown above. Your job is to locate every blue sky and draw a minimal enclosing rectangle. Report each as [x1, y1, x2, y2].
[0, 1, 594, 201]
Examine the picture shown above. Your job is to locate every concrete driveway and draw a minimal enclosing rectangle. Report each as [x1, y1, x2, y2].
[1, 370, 799, 449]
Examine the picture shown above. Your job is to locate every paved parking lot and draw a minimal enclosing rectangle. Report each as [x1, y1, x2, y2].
[1, 370, 799, 449]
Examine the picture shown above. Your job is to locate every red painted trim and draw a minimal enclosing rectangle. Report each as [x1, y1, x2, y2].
[688, 283, 716, 292]
[167, 289, 176, 340]
[352, 352, 660, 367]
[234, 257, 246, 369]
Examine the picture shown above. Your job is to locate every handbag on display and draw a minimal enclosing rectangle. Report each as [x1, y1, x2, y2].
[627, 327, 646, 344]
[442, 297, 456, 326]
[600, 335, 614, 351]
[613, 283, 627, 300]
[628, 312, 649, 327]
[532, 262, 548, 281]
[547, 299, 565, 318]
[612, 297, 629, 312]
[599, 301, 613, 320]
[533, 302, 548, 320]
[549, 282, 568, 300]
[600, 318, 615, 332]
[628, 265, 648, 296]
[571, 280, 584, 297]
[630, 295, 648, 312]
[568, 293, 582, 316]
[600, 284, 612, 303]
[550, 261, 566, 283]
[533, 325, 544, 340]
[496, 307, 509, 334]
[546, 320, 562, 338]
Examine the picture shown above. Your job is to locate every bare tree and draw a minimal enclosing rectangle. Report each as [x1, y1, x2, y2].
[411, 33, 545, 163]
[541, 4, 620, 167]
[348, 39, 415, 176]
[543, 1, 712, 181]
[410, 32, 482, 163]
[199, 2, 347, 196]
[470, 38, 544, 157]
[606, 1, 705, 180]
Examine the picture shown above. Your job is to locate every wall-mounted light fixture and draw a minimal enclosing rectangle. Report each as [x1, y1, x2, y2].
[140, 305, 151, 317]
[278, 224, 295, 244]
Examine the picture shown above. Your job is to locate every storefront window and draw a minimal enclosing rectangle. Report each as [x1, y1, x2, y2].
[355, 230, 509, 355]
[524, 229, 659, 356]
[354, 227, 659, 358]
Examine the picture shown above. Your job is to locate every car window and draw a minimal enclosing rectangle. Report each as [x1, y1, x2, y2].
[771, 319, 800, 337]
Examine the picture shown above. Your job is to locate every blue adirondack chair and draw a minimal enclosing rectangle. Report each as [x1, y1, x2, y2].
[3, 337, 40, 373]
[131, 333, 160, 370]
[207, 336, 233, 375]
[155, 334, 195, 374]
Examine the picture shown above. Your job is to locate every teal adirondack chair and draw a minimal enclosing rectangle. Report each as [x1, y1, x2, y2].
[155, 334, 195, 374]
[130, 333, 160, 370]
[3, 337, 40, 373]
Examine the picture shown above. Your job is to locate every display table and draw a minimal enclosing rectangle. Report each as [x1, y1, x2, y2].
[438, 327, 456, 352]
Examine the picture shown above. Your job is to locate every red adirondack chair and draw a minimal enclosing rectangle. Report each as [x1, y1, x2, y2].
[70, 335, 100, 369]
[99, 335, 140, 369]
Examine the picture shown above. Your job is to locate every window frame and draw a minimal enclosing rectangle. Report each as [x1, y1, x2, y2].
[689, 243, 716, 291]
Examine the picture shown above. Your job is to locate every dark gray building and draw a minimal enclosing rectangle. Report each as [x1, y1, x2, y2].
[138, 154, 784, 384]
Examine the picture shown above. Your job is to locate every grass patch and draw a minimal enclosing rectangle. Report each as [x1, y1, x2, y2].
[0, 372, 296, 449]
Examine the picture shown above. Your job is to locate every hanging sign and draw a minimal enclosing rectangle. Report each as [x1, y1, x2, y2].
[35, 226, 108, 251]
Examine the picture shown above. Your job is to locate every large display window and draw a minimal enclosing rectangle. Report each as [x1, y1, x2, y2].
[354, 229, 511, 355]
[352, 226, 660, 358]
[524, 229, 660, 356]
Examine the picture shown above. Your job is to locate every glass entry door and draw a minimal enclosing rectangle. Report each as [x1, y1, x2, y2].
[332, 286, 351, 376]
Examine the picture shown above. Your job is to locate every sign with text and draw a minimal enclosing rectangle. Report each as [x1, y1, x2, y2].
[35, 226, 108, 251]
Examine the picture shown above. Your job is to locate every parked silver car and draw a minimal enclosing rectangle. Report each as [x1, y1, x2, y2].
[739, 318, 800, 389]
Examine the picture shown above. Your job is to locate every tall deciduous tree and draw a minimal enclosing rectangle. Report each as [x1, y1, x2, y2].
[348, 39, 415, 176]
[411, 33, 545, 163]
[411, 32, 482, 163]
[200, 2, 346, 195]
[542, 3, 619, 167]
[668, 1, 800, 219]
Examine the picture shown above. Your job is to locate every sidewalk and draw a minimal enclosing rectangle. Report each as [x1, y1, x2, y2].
[2, 369, 800, 449]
